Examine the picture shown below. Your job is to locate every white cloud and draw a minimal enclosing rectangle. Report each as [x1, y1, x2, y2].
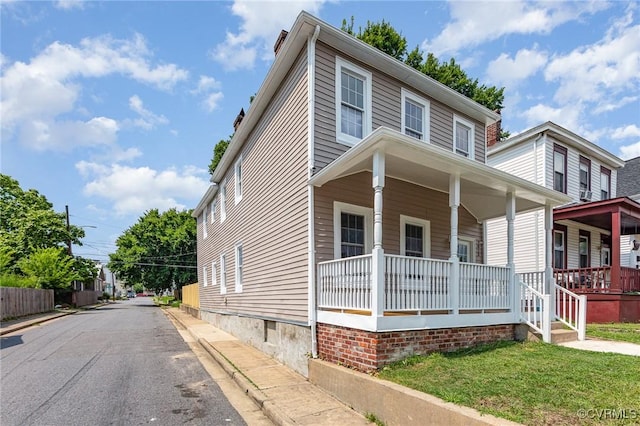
[203, 92, 224, 112]
[544, 12, 640, 107]
[76, 161, 210, 216]
[612, 124, 640, 139]
[211, 0, 328, 70]
[521, 103, 582, 131]
[422, 1, 610, 57]
[0, 34, 188, 151]
[486, 47, 548, 87]
[127, 95, 169, 130]
[193, 75, 221, 93]
[20, 116, 119, 152]
[55, 0, 84, 10]
[619, 141, 640, 160]
[191, 75, 224, 112]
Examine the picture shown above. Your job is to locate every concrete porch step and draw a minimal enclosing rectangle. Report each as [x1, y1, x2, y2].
[527, 321, 578, 344]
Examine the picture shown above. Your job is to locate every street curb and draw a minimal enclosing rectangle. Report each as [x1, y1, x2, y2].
[165, 309, 295, 426]
[0, 311, 75, 336]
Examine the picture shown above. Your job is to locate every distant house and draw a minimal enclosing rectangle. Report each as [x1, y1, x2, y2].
[617, 156, 640, 270]
[192, 12, 570, 375]
[486, 122, 640, 323]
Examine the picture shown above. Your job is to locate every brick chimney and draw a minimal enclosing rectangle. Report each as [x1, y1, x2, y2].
[274, 30, 288, 56]
[233, 108, 245, 132]
[486, 115, 502, 148]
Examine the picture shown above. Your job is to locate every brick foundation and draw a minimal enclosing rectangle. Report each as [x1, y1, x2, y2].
[317, 323, 516, 372]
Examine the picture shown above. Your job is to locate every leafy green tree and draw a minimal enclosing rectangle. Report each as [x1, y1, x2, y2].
[17, 247, 79, 291]
[133, 283, 144, 294]
[208, 137, 231, 176]
[108, 208, 197, 294]
[0, 174, 85, 271]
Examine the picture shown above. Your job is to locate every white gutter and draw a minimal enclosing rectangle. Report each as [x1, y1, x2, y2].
[307, 24, 320, 358]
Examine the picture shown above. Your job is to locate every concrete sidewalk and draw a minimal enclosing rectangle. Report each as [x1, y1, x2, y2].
[0, 310, 76, 336]
[164, 307, 370, 426]
[559, 338, 640, 356]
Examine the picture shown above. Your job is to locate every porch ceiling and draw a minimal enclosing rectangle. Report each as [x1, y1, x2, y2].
[310, 127, 571, 221]
[554, 197, 640, 235]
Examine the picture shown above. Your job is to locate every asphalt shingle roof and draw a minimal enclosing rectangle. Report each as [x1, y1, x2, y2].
[617, 156, 640, 197]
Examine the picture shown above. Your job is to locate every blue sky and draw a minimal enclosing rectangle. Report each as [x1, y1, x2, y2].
[1, 0, 639, 263]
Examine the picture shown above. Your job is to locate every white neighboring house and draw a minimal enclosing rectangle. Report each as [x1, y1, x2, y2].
[617, 156, 640, 269]
[486, 122, 640, 322]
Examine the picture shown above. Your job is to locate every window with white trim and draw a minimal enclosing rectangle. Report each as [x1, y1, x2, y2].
[220, 254, 227, 294]
[400, 215, 431, 257]
[457, 238, 475, 263]
[333, 202, 372, 258]
[235, 243, 243, 292]
[335, 57, 372, 145]
[600, 167, 611, 200]
[220, 180, 227, 223]
[553, 229, 566, 268]
[211, 261, 217, 287]
[202, 266, 208, 287]
[401, 89, 429, 141]
[201, 212, 207, 239]
[210, 198, 217, 223]
[453, 116, 474, 159]
[554, 144, 567, 193]
[234, 158, 243, 205]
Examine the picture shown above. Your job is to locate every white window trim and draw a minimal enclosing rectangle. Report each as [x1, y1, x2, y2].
[211, 261, 217, 287]
[458, 237, 476, 263]
[202, 266, 208, 287]
[210, 198, 217, 224]
[234, 157, 243, 205]
[220, 254, 227, 294]
[235, 243, 243, 293]
[401, 88, 430, 142]
[220, 180, 227, 223]
[400, 215, 431, 257]
[453, 115, 475, 160]
[202, 212, 207, 239]
[333, 201, 373, 259]
[335, 56, 373, 146]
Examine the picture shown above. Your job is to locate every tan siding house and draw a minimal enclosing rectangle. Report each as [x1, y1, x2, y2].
[192, 12, 570, 375]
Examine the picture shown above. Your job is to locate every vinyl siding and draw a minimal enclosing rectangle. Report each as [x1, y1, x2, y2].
[488, 139, 543, 185]
[197, 48, 310, 324]
[314, 172, 483, 263]
[313, 42, 486, 171]
[486, 210, 545, 273]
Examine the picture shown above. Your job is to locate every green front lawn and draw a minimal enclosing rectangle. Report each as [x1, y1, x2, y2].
[378, 341, 640, 425]
[587, 322, 640, 345]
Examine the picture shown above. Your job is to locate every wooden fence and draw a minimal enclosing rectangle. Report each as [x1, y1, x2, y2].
[181, 283, 199, 309]
[73, 290, 99, 307]
[0, 287, 54, 320]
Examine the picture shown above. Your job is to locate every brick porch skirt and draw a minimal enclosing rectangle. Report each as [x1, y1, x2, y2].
[317, 323, 516, 372]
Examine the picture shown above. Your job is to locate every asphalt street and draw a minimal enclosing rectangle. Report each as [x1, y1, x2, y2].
[0, 297, 247, 426]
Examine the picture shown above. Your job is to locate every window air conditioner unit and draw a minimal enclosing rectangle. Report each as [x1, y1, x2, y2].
[579, 190, 592, 201]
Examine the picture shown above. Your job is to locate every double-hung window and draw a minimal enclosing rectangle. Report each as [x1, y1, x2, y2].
[210, 198, 217, 223]
[453, 115, 474, 159]
[234, 158, 243, 205]
[457, 238, 474, 263]
[579, 156, 591, 194]
[211, 261, 217, 287]
[401, 89, 429, 141]
[553, 144, 567, 193]
[220, 180, 227, 223]
[235, 243, 243, 292]
[579, 231, 590, 268]
[220, 254, 227, 294]
[202, 266, 208, 287]
[600, 167, 611, 200]
[553, 226, 567, 268]
[202, 212, 207, 239]
[335, 57, 372, 145]
[334, 202, 372, 258]
[400, 215, 430, 257]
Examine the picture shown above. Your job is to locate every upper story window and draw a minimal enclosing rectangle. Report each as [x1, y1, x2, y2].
[234, 158, 243, 205]
[220, 180, 227, 223]
[553, 144, 567, 193]
[201, 212, 207, 239]
[453, 115, 474, 159]
[210, 198, 217, 223]
[579, 156, 591, 193]
[600, 167, 611, 200]
[335, 57, 372, 146]
[401, 89, 430, 141]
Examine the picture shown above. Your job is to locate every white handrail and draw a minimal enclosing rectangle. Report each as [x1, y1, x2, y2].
[518, 278, 550, 342]
[555, 284, 587, 340]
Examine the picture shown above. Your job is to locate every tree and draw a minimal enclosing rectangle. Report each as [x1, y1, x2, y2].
[208, 137, 231, 176]
[0, 174, 85, 270]
[342, 18, 505, 113]
[17, 247, 80, 292]
[108, 208, 197, 294]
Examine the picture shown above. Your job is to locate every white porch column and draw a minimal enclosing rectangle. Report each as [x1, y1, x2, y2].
[449, 175, 460, 314]
[371, 151, 385, 320]
[506, 192, 518, 321]
[544, 204, 555, 338]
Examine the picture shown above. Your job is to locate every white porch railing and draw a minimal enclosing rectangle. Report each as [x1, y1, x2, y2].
[518, 279, 550, 342]
[555, 285, 587, 340]
[317, 254, 512, 314]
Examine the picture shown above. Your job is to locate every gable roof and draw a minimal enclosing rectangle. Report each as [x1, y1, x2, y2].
[194, 11, 501, 217]
[618, 156, 640, 197]
[488, 121, 624, 169]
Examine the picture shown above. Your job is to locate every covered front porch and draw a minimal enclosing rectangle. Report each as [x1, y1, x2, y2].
[310, 127, 571, 332]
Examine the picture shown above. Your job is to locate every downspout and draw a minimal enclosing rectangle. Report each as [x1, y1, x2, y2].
[307, 25, 320, 358]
